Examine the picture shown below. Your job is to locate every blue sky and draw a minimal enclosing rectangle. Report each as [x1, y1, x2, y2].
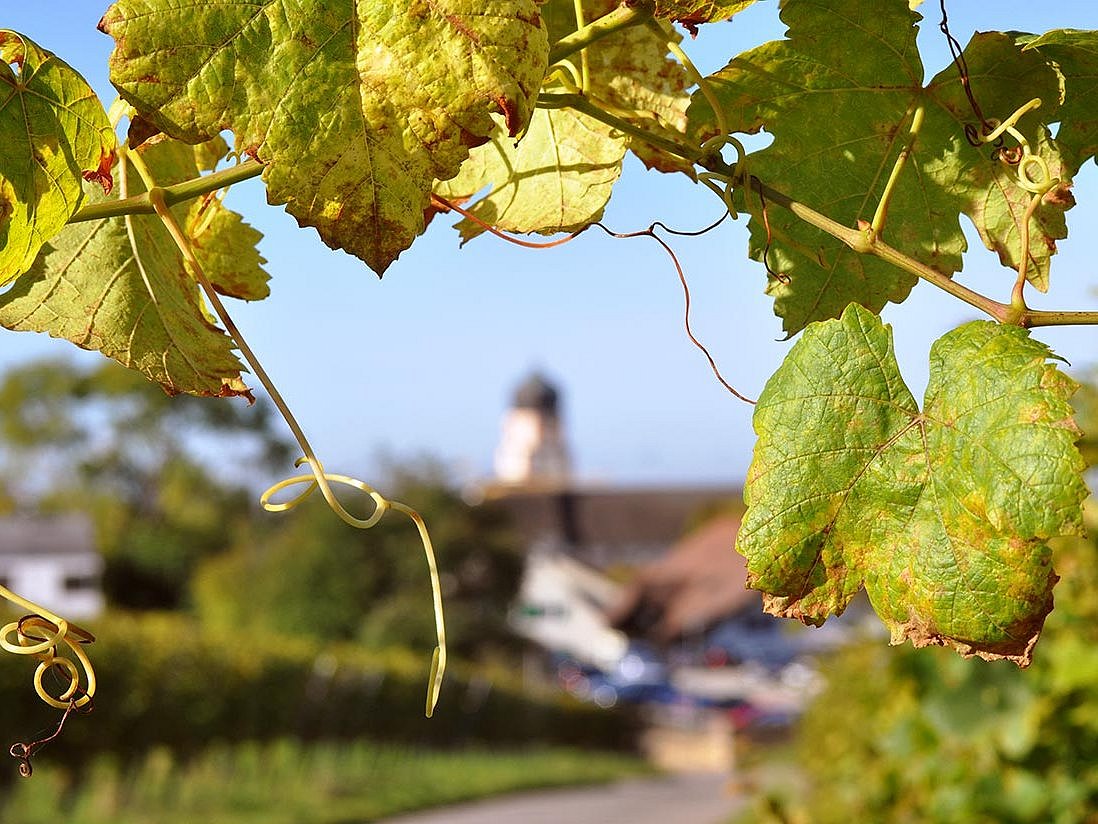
[4, 2, 1098, 489]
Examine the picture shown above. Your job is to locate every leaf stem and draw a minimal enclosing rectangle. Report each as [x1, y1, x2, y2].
[68, 160, 264, 224]
[548, 1, 654, 64]
[572, 0, 590, 92]
[871, 104, 924, 236]
[692, 155, 1098, 328]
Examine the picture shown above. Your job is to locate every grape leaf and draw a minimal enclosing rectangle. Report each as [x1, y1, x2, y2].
[1021, 30, 1098, 173]
[689, 0, 1073, 334]
[435, 107, 627, 240]
[737, 304, 1086, 665]
[99, 1, 549, 275]
[0, 138, 266, 398]
[545, 0, 693, 174]
[0, 30, 115, 285]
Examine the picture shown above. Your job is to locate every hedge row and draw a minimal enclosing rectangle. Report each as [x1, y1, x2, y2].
[0, 612, 638, 770]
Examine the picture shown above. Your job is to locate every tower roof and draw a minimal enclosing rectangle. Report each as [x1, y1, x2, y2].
[514, 372, 559, 412]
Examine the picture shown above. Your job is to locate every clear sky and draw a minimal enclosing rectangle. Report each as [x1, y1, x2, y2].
[4, 2, 1098, 489]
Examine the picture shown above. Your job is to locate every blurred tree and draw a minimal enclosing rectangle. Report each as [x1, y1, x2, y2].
[192, 467, 526, 661]
[0, 358, 292, 608]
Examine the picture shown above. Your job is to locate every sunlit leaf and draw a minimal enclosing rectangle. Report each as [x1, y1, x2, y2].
[435, 107, 627, 240]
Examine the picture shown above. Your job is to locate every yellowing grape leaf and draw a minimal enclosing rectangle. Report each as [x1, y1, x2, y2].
[690, 0, 1073, 334]
[435, 108, 627, 240]
[0, 138, 267, 398]
[738, 304, 1086, 665]
[1021, 30, 1098, 173]
[0, 31, 114, 285]
[99, 1, 548, 275]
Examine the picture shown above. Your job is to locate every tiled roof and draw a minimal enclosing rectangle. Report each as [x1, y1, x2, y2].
[607, 514, 756, 641]
[490, 485, 742, 567]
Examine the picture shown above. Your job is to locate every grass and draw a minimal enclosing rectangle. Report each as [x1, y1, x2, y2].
[2, 739, 651, 824]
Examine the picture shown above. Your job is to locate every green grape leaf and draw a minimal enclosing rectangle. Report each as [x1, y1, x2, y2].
[435, 107, 627, 240]
[99, 1, 549, 275]
[738, 304, 1086, 665]
[0, 30, 115, 285]
[689, 0, 1072, 334]
[0, 138, 267, 398]
[545, 0, 693, 174]
[1021, 30, 1098, 173]
[652, 1, 756, 30]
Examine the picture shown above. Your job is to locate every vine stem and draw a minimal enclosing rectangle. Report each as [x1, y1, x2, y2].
[548, 1, 654, 64]
[647, 18, 729, 139]
[558, 93, 1098, 328]
[141, 160, 446, 716]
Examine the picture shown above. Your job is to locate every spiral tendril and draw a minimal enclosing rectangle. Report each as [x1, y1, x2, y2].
[0, 587, 96, 776]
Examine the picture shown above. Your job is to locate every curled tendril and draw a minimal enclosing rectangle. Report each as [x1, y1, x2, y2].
[972, 99, 1058, 195]
[0, 596, 96, 712]
[697, 134, 748, 219]
[0, 587, 95, 777]
[544, 60, 583, 92]
[9, 696, 89, 778]
[260, 458, 447, 717]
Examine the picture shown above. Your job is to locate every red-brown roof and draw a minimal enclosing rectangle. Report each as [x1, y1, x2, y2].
[608, 514, 756, 641]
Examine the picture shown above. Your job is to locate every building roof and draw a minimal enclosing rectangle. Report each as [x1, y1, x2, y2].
[513, 373, 560, 413]
[490, 485, 742, 568]
[607, 514, 756, 641]
[0, 514, 96, 556]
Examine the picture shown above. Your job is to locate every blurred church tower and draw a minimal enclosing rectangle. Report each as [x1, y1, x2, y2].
[494, 372, 572, 486]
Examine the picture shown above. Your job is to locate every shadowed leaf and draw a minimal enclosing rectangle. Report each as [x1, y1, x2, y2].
[690, 0, 1073, 333]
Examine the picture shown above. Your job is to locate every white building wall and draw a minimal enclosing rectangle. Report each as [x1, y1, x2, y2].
[0, 552, 104, 620]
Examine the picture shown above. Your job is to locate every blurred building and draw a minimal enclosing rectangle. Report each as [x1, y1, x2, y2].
[0, 514, 103, 619]
[486, 372, 744, 669]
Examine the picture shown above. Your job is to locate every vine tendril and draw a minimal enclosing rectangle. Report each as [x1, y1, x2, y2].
[431, 192, 752, 404]
[9, 696, 89, 778]
[138, 149, 447, 717]
[0, 589, 96, 776]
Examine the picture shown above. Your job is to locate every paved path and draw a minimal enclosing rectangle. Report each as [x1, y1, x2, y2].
[380, 772, 743, 824]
